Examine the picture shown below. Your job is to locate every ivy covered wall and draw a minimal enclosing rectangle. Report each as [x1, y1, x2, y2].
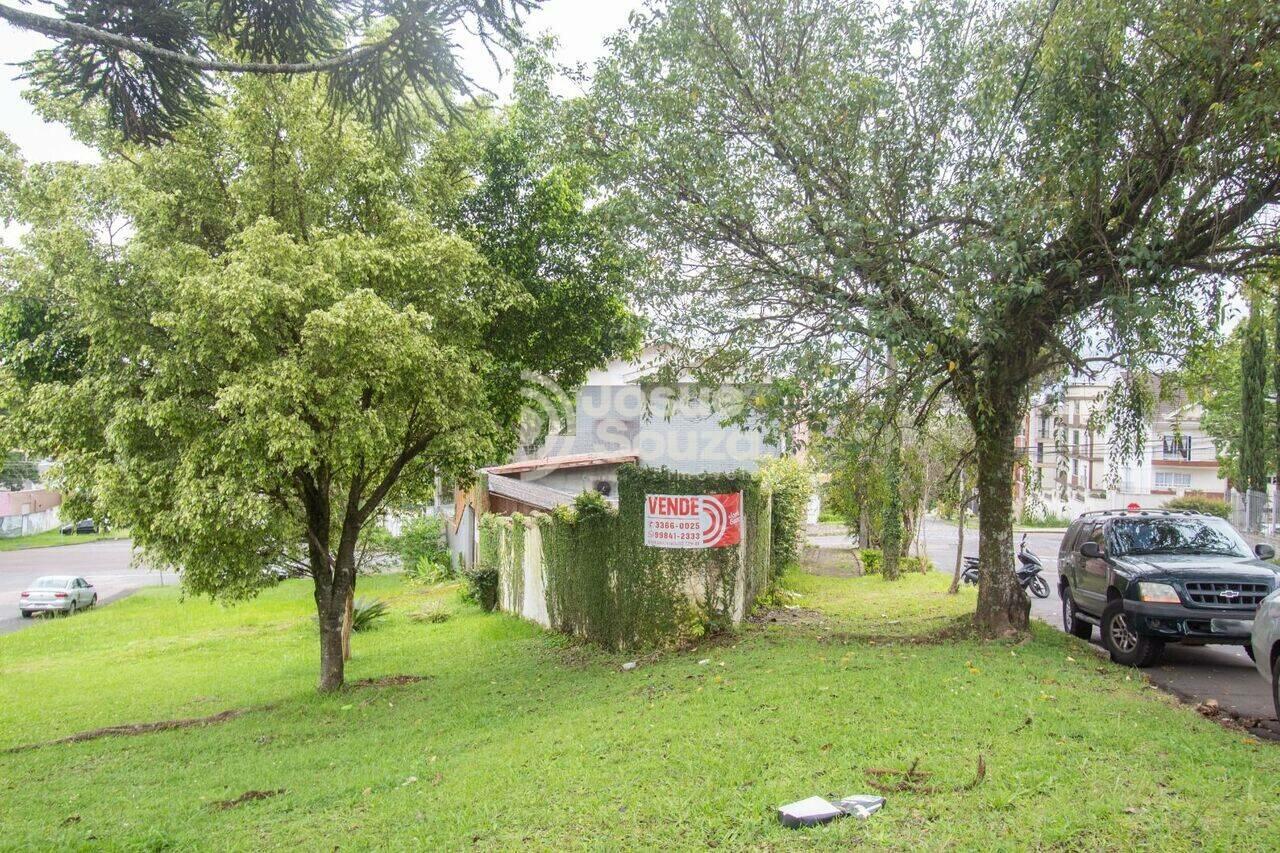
[479, 464, 773, 649]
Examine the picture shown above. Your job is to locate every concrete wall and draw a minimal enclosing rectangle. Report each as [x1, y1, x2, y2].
[0, 489, 63, 538]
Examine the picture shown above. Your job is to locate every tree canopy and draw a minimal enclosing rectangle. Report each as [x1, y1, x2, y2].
[589, 0, 1280, 635]
[1, 62, 638, 689]
[0, 0, 539, 143]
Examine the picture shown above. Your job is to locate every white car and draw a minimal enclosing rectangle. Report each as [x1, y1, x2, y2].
[1251, 588, 1280, 720]
[19, 575, 98, 618]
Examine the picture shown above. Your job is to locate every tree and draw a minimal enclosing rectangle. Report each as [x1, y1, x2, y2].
[1273, 274, 1280, 494]
[0, 1, 537, 143]
[1240, 300, 1269, 493]
[1173, 287, 1277, 489]
[3, 67, 636, 690]
[589, 0, 1280, 636]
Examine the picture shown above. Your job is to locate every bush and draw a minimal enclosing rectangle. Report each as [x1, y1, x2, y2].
[758, 456, 813, 579]
[409, 602, 452, 624]
[397, 515, 451, 576]
[1164, 496, 1231, 519]
[461, 566, 499, 612]
[859, 548, 883, 575]
[902, 555, 933, 574]
[351, 598, 389, 632]
[405, 554, 451, 585]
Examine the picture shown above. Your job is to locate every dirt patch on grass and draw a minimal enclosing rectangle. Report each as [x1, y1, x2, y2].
[864, 754, 986, 794]
[748, 606, 827, 626]
[211, 788, 286, 810]
[819, 614, 980, 646]
[349, 674, 430, 688]
[3, 708, 251, 754]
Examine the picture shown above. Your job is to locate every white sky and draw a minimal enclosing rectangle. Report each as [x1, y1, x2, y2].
[0, 0, 645, 165]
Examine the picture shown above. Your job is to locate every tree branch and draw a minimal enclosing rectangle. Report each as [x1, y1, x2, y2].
[0, 3, 395, 75]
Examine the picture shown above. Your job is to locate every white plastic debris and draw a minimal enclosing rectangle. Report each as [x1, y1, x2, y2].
[777, 793, 885, 828]
[621, 661, 638, 671]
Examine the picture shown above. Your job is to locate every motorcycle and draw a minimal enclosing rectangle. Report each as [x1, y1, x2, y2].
[961, 534, 1050, 599]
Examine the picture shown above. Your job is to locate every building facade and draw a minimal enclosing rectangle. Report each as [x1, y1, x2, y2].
[1015, 381, 1226, 518]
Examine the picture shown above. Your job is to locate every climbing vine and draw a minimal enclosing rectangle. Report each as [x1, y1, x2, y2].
[482, 465, 773, 649]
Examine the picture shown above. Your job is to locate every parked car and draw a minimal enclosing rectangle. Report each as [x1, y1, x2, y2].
[1251, 589, 1280, 721]
[19, 576, 97, 617]
[1058, 509, 1278, 667]
[60, 518, 100, 535]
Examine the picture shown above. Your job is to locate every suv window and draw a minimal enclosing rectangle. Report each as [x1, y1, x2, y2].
[1109, 516, 1250, 558]
[1063, 522, 1085, 553]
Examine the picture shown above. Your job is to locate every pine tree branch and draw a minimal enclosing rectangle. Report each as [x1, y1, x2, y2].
[0, 3, 395, 74]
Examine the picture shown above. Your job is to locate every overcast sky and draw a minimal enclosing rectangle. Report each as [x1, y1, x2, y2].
[0, 0, 646, 164]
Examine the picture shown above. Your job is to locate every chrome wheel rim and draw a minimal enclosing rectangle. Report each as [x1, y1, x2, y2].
[1109, 612, 1138, 654]
[1063, 598, 1073, 630]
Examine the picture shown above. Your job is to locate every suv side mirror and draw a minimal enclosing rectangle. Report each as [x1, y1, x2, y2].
[1254, 543, 1275, 560]
[1080, 541, 1103, 559]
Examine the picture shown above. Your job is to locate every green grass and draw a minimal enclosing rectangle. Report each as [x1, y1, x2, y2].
[0, 527, 129, 551]
[2, 571, 1278, 850]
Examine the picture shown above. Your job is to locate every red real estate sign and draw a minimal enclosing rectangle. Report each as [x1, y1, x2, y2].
[643, 492, 743, 549]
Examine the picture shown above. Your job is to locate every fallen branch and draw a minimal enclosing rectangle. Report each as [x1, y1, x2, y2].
[2, 708, 250, 754]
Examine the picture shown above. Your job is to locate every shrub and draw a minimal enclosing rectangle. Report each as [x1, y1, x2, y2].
[859, 548, 883, 575]
[902, 555, 933, 574]
[461, 566, 499, 612]
[405, 554, 451, 585]
[758, 455, 813, 579]
[1164, 496, 1231, 519]
[351, 598, 389, 632]
[409, 602, 452, 624]
[397, 515, 451, 576]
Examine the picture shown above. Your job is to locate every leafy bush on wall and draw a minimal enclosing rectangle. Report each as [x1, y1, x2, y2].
[758, 455, 813, 578]
[482, 466, 773, 650]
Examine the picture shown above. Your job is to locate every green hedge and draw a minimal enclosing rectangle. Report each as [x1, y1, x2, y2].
[758, 456, 813, 580]
[1163, 496, 1231, 519]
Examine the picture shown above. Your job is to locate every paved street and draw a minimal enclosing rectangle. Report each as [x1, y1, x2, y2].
[812, 519, 1276, 724]
[0, 539, 177, 635]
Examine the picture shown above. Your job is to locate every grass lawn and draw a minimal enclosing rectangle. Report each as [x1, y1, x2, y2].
[0, 528, 129, 552]
[2, 570, 1278, 850]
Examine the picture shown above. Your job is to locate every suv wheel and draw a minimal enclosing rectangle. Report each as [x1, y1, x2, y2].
[1061, 587, 1093, 640]
[1102, 601, 1163, 667]
[1272, 649, 1280, 723]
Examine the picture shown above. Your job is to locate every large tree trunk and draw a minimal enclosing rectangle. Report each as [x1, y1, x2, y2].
[341, 590, 354, 662]
[317, 595, 346, 691]
[973, 418, 1030, 636]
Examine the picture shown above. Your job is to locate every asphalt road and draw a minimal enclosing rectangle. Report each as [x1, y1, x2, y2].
[0, 539, 177, 635]
[813, 519, 1276, 724]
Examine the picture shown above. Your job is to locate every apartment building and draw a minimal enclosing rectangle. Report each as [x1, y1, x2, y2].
[1015, 380, 1226, 517]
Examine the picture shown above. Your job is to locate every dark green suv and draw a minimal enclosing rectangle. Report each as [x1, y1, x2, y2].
[1058, 509, 1279, 667]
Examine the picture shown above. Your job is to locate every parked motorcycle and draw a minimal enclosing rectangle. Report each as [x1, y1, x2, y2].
[961, 534, 1050, 599]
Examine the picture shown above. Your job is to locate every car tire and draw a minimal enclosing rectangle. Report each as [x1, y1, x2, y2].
[1102, 601, 1163, 667]
[20, 611, 32, 619]
[1244, 643, 1256, 663]
[1272, 650, 1280, 723]
[1062, 587, 1093, 639]
[90, 595, 98, 609]
[67, 601, 77, 616]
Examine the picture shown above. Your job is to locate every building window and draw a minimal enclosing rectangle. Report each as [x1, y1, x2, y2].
[1161, 435, 1192, 461]
[1036, 442, 1044, 463]
[1154, 471, 1192, 489]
